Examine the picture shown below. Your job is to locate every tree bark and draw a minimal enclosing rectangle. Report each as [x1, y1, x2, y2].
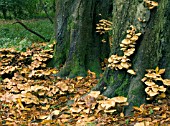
[94, 0, 170, 115]
[51, 0, 111, 78]
[53, 0, 170, 115]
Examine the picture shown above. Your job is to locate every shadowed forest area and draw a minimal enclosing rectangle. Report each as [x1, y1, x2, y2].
[0, 0, 170, 125]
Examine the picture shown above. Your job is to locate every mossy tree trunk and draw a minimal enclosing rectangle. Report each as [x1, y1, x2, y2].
[94, 0, 170, 115]
[51, 0, 111, 78]
[52, 0, 170, 115]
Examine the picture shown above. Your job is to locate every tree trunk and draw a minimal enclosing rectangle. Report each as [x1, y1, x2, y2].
[94, 0, 170, 115]
[51, 0, 111, 78]
[52, 0, 170, 115]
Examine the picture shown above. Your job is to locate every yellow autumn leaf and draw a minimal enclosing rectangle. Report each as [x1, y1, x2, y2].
[41, 119, 53, 125]
[158, 69, 165, 74]
[52, 70, 57, 74]
[17, 98, 25, 109]
[155, 66, 159, 74]
[41, 105, 50, 110]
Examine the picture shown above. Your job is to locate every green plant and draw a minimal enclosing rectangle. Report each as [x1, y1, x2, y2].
[125, 119, 130, 124]
[0, 19, 54, 49]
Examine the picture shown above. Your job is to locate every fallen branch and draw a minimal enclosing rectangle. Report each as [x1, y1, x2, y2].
[13, 19, 50, 42]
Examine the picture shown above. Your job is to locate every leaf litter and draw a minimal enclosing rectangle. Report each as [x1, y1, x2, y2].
[0, 42, 170, 126]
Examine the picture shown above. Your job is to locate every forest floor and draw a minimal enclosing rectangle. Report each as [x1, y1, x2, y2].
[0, 19, 53, 50]
[0, 41, 170, 126]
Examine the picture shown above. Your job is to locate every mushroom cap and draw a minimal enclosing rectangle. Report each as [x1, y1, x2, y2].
[120, 44, 126, 47]
[88, 91, 100, 98]
[141, 77, 147, 82]
[145, 87, 159, 97]
[126, 34, 132, 38]
[70, 107, 82, 113]
[120, 48, 127, 51]
[111, 96, 127, 103]
[144, 81, 156, 86]
[144, 73, 161, 78]
[98, 100, 116, 110]
[163, 79, 170, 86]
[124, 48, 135, 56]
[129, 44, 135, 47]
[130, 35, 139, 41]
[159, 86, 166, 92]
[117, 64, 124, 70]
[121, 62, 131, 69]
[121, 56, 130, 62]
[135, 33, 142, 36]
[104, 109, 117, 113]
[127, 69, 136, 75]
[121, 39, 131, 45]
[113, 60, 120, 64]
[108, 57, 113, 63]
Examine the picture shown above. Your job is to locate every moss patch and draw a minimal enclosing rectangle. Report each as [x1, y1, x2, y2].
[115, 78, 129, 96]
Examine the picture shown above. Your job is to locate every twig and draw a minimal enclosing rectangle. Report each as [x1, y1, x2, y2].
[13, 19, 50, 42]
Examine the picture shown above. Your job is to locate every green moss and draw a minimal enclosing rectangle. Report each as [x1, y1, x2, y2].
[103, 73, 109, 84]
[67, 13, 80, 32]
[118, 73, 123, 80]
[115, 78, 129, 96]
[128, 85, 145, 106]
[67, 16, 75, 31]
[131, 85, 143, 96]
[49, 43, 66, 68]
[130, 96, 142, 107]
[86, 59, 102, 78]
[69, 64, 87, 78]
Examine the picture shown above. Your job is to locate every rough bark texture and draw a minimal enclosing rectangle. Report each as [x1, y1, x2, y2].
[53, 0, 170, 115]
[94, 0, 170, 115]
[51, 0, 111, 78]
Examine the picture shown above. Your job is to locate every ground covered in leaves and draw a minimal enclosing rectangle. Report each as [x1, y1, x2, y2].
[0, 42, 170, 126]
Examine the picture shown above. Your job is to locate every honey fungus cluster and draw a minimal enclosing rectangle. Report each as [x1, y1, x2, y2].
[96, 19, 113, 35]
[108, 26, 141, 75]
[142, 67, 170, 100]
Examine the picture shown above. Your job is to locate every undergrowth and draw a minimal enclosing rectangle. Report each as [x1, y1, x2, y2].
[0, 19, 54, 50]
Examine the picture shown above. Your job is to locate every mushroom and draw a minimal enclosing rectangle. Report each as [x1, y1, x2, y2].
[124, 48, 135, 56]
[159, 86, 166, 92]
[130, 35, 139, 41]
[127, 69, 136, 75]
[104, 109, 117, 113]
[121, 39, 131, 45]
[121, 62, 131, 69]
[145, 87, 159, 97]
[111, 96, 127, 103]
[88, 91, 100, 98]
[135, 33, 142, 36]
[99, 100, 116, 110]
[126, 34, 132, 38]
[163, 79, 170, 86]
[144, 81, 156, 86]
